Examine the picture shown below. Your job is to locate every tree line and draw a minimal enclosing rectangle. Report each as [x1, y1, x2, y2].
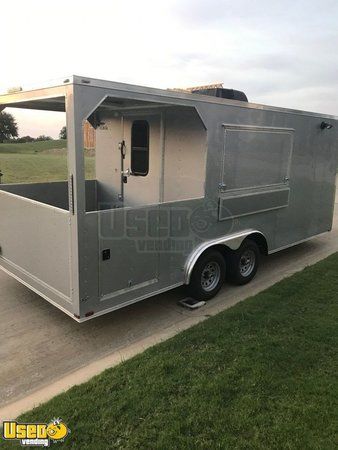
[0, 111, 67, 143]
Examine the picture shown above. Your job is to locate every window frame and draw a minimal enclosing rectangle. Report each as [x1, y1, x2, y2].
[221, 124, 294, 193]
[131, 120, 150, 176]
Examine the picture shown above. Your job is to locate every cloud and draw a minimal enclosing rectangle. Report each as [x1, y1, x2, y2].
[163, 0, 338, 114]
[172, 0, 338, 30]
[1, 0, 337, 137]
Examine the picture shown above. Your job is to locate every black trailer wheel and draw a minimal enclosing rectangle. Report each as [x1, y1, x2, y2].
[187, 249, 226, 301]
[227, 239, 260, 285]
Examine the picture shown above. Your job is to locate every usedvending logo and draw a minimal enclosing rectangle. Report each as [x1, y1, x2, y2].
[2, 417, 70, 447]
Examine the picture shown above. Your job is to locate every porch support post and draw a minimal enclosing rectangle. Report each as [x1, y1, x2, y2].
[66, 84, 86, 317]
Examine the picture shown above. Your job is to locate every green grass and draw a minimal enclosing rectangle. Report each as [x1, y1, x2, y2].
[0, 139, 66, 154]
[3, 253, 338, 449]
[0, 140, 95, 183]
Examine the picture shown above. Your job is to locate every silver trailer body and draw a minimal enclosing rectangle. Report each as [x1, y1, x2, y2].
[0, 76, 337, 321]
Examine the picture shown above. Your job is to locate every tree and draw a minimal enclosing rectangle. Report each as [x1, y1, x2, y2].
[16, 136, 35, 143]
[0, 111, 18, 143]
[59, 126, 67, 140]
[36, 135, 52, 141]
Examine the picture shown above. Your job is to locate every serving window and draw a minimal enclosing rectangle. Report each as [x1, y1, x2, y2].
[221, 125, 294, 191]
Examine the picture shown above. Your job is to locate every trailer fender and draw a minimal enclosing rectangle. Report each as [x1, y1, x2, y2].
[184, 229, 267, 284]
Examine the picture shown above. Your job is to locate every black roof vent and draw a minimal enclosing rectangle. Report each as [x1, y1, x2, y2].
[191, 87, 248, 102]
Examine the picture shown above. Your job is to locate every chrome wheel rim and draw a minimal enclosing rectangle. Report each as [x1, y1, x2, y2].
[201, 261, 221, 292]
[239, 250, 256, 277]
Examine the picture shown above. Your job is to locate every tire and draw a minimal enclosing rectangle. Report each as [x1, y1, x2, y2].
[187, 249, 226, 301]
[227, 239, 260, 285]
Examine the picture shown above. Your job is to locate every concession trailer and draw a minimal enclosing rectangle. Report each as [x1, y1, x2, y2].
[0, 76, 337, 321]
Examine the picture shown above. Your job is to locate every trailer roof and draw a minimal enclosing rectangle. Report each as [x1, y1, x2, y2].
[0, 75, 337, 121]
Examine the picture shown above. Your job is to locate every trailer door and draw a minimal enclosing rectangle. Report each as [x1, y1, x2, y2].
[98, 115, 160, 299]
[98, 205, 159, 298]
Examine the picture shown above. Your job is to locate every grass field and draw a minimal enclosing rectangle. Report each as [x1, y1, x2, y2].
[0, 140, 95, 183]
[2, 253, 337, 449]
[0, 139, 66, 154]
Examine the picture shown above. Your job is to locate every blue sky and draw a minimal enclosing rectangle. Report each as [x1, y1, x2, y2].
[2, 0, 338, 137]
